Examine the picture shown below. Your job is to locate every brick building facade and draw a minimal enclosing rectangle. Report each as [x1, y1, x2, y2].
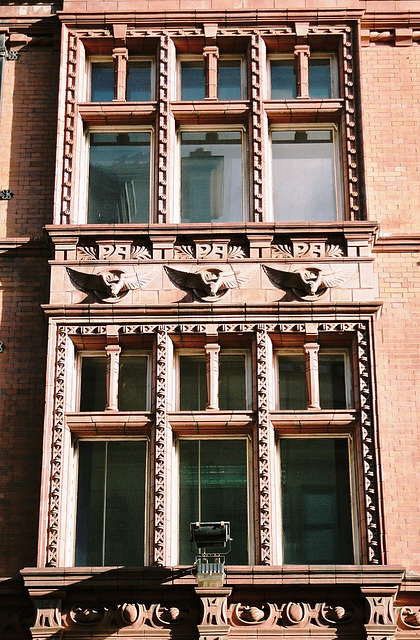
[0, 0, 419, 638]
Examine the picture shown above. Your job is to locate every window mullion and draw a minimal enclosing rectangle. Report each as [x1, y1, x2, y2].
[303, 341, 321, 410]
[203, 45, 219, 100]
[205, 342, 220, 410]
[105, 345, 121, 411]
[294, 44, 310, 99]
[112, 46, 128, 101]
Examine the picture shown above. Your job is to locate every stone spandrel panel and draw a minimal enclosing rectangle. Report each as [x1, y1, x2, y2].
[46, 225, 379, 307]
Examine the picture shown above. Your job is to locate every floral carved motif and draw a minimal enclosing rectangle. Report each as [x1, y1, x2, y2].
[158, 34, 169, 224]
[357, 324, 382, 564]
[174, 243, 247, 260]
[46, 328, 69, 567]
[272, 241, 345, 259]
[64, 603, 190, 630]
[397, 607, 420, 630]
[60, 31, 78, 224]
[77, 243, 151, 261]
[251, 33, 264, 222]
[154, 326, 169, 565]
[229, 601, 357, 629]
[256, 325, 272, 564]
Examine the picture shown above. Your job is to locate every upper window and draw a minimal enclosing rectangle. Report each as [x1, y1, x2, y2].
[75, 439, 147, 566]
[178, 351, 249, 410]
[270, 55, 337, 100]
[277, 349, 353, 410]
[79, 352, 150, 411]
[179, 56, 244, 100]
[180, 129, 245, 223]
[178, 438, 250, 565]
[280, 437, 355, 564]
[87, 131, 151, 224]
[90, 58, 153, 102]
[271, 128, 342, 222]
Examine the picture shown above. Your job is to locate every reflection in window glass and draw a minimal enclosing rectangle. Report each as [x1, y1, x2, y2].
[272, 129, 338, 222]
[88, 132, 150, 224]
[219, 354, 247, 410]
[280, 438, 354, 564]
[91, 63, 114, 101]
[119, 355, 148, 411]
[319, 353, 349, 409]
[181, 130, 243, 223]
[270, 59, 296, 99]
[309, 59, 332, 98]
[180, 356, 207, 410]
[179, 439, 248, 565]
[127, 61, 152, 101]
[218, 60, 242, 100]
[75, 440, 146, 566]
[80, 356, 107, 411]
[278, 355, 307, 410]
[181, 61, 206, 100]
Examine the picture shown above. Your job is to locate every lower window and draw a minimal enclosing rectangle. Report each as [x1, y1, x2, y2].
[271, 128, 341, 222]
[75, 440, 147, 566]
[280, 437, 354, 564]
[178, 439, 249, 565]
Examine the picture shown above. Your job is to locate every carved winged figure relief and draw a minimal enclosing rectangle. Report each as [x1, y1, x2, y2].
[263, 264, 357, 300]
[67, 266, 160, 303]
[165, 264, 258, 301]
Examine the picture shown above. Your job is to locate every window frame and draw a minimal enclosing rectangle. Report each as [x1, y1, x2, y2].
[173, 435, 254, 565]
[175, 124, 248, 224]
[71, 436, 150, 567]
[276, 434, 360, 565]
[275, 347, 353, 411]
[82, 125, 154, 225]
[269, 123, 344, 223]
[217, 55, 247, 100]
[118, 350, 152, 412]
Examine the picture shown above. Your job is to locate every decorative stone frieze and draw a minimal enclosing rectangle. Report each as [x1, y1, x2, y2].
[77, 242, 151, 261]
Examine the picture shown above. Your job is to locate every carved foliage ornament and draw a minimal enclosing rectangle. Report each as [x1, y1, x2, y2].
[66, 603, 189, 629]
[77, 243, 151, 261]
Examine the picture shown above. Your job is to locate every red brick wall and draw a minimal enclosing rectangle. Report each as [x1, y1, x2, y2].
[0, 45, 59, 236]
[361, 44, 420, 235]
[0, 42, 58, 575]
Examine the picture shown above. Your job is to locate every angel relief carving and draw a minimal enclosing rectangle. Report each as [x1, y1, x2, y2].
[263, 264, 357, 300]
[164, 264, 258, 301]
[66, 266, 160, 303]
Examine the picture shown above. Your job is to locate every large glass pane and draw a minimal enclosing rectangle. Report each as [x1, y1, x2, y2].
[309, 59, 332, 98]
[91, 63, 114, 101]
[319, 353, 349, 409]
[127, 61, 152, 101]
[80, 356, 107, 411]
[278, 355, 307, 410]
[270, 60, 296, 99]
[218, 60, 242, 100]
[219, 354, 247, 410]
[88, 132, 150, 224]
[75, 440, 146, 566]
[181, 61, 206, 100]
[119, 355, 148, 411]
[272, 129, 338, 221]
[179, 439, 248, 565]
[180, 356, 207, 410]
[181, 130, 243, 223]
[280, 438, 354, 564]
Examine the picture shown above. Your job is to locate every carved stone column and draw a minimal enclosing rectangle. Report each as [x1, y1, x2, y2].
[294, 44, 310, 98]
[205, 342, 220, 410]
[362, 589, 398, 640]
[303, 342, 320, 410]
[112, 46, 128, 100]
[30, 599, 63, 639]
[195, 587, 231, 640]
[105, 345, 121, 411]
[203, 45, 219, 100]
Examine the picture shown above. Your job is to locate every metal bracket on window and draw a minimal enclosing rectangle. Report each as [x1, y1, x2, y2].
[0, 341, 4, 353]
[6, 51, 19, 61]
[0, 190, 14, 200]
